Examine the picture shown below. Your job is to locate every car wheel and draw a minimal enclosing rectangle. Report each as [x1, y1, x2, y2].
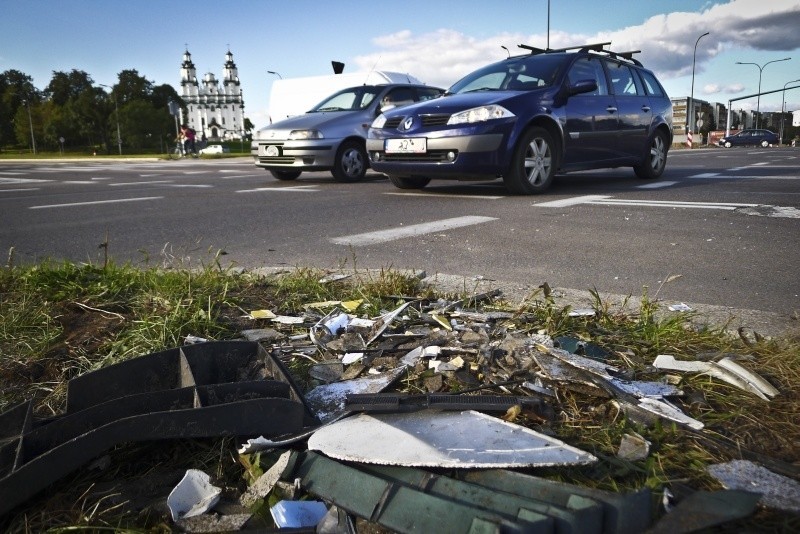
[270, 170, 301, 181]
[633, 130, 668, 179]
[503, 126, 556, 194]
[724, 141, 732, 148]
[388, 175, 431, 189]
[761, 140, 769, 148]
[332, 140, 368, 182]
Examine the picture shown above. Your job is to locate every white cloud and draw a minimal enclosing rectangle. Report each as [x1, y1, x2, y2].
[703, 83, 745, 95]
[353, 0, 800, 89]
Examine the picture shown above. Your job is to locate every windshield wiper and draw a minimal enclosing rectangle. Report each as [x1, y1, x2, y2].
[316, 106, 345, 112]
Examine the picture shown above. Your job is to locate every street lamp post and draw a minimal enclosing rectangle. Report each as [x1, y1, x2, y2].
[267, 70, 282, 79]
[689, 32, 710, 146]
[735, 57, 791, 129]
[780, 78, 800, 146]
[99, 84, 122, 155]
[22, 99, 37, 155]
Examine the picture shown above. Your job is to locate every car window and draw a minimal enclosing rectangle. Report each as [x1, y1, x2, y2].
[312, 86, 382, 112]
[449, 54, 565, 94]
[606, 61, 643, 96]
[417, 87, 444, 101]
[566, 57, 608, 96]
[638, 70, 665, 96]
[383, 87, 416, 108]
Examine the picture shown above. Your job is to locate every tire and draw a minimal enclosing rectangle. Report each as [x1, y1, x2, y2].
[761, 140, 769, 148]
[633, 130, 668, 180]
[270, 170, 301, 181]
[331, 140, 368, 182]
[724, 141, 732, 148]
[388, 175, 431, 189]
[502, 127, 556, 194]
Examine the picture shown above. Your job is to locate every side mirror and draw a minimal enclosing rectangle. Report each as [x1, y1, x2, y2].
[568, 79, 598, 96]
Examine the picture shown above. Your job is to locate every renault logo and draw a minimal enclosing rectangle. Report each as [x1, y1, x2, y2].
[402, 116, 414, 130]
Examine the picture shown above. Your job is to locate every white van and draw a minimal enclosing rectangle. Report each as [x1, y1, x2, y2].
[267, 71, 425, 123]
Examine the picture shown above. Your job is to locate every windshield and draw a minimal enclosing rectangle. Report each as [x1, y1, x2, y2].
[448, 54, 566, 94]
[310, 86, 381, 112]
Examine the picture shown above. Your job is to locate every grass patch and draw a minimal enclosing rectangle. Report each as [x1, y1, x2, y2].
[1, 258, 798, 531]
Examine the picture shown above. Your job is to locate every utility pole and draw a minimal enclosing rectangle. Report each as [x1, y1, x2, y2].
[22, 99, 37, 155]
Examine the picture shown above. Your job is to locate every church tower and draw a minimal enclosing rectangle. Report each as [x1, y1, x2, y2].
[179, 49, 246, 141]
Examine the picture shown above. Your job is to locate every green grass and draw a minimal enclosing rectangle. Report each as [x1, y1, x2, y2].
[0, 256, 798, 531]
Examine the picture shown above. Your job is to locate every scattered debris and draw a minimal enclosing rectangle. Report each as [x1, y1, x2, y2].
[653, 354, 778, 400]
[270, 499, 328, 528]
[616, 432, 651, 461]
[707, 460, 800, 513]
[307, 410, 597, 468]
[240, 450, 293, 508]
[167, 469, 221, 521]
[648, 490, 762, 534]
[667, 302, 693, 312]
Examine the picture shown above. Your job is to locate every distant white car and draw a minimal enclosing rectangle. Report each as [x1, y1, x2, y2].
[199, 144, 230, 155]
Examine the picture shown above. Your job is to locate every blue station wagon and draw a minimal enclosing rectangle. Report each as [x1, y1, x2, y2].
[367, 43, 673, 194]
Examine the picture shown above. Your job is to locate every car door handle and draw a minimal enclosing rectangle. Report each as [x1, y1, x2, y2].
[641, 106, 651, 112]
[606, 106, 618, 113]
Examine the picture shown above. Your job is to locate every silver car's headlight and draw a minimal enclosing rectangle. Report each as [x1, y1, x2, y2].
[372, 114, 387, 129]
[288, 129, 323, 140]
[447, 105, 515, 125]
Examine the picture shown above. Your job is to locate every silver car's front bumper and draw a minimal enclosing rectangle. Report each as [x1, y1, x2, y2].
[252, 139, 338, 170]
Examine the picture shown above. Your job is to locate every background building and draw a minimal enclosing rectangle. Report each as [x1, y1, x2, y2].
[179, 50, 245, 141]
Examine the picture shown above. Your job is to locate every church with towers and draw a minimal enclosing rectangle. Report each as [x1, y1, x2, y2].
[179, 49, 246, 141]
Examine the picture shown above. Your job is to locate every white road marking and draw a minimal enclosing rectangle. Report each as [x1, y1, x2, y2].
[0, 177, 52, 184]
[690, 173, 721, 178]
[331, 216, 498, 246]
[110, 180, 174, 186]
[235, 185, 319, 193]
[637, 181, 678, 189]
[30, 197, 163, 209]
[0, 188, 39, 192]
[587, 198, 758, 209]
[0, 171, 25, 175]
[384, 192, 504, 200]
[166, 184, 213, 188]
[63, 181, 96, 184]
[534, 195, 611, 207]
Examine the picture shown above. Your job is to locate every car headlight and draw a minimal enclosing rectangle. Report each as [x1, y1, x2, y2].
[447, 105, 515, 125]
[288, 129, 323, 140]
[372, 114, 387, 129]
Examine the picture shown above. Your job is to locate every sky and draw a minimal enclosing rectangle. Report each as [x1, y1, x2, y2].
[2, 0, 799, 129]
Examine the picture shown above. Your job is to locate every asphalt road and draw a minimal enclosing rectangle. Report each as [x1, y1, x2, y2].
[1, 148, 798, 333]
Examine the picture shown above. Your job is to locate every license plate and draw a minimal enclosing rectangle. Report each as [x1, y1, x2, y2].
[385, 138, 426, 154]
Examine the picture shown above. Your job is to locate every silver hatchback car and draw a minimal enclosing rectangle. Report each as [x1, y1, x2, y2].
[251, 84, 444, 182]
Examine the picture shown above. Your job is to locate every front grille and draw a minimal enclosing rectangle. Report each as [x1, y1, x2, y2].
[258, 156, 294, 164]
[381, 150, 455, 163]
[384, 117, 403, 129]
[382, 114, 451, 131]
[420, 114, 450, 126]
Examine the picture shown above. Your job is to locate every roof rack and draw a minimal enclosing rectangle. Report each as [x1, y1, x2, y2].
[516, 41, 642, 66]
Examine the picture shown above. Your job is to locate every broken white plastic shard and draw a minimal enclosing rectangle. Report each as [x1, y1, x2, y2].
[653, 354, 778, 401]
[636, 397, 704, 430]
[167, 469, 222, 521]
[305, 367, 406, 422]
[308, 410, 597, 468]
[400, 344, 442, 367]
[617, 432, 651, 461]
[367, 301, 414, 345]
[241, 450, 293, 508]
[341, 352, 364, 365]
[668, 302, 693, 312]
[270, 500, 328, 528]
[271, 315, 305, 324]
[568, 308, 596, 317]
[707, 459, 800, 513]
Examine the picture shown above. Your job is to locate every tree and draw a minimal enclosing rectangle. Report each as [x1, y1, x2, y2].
[115, 69, 153, 104]
[0, 70, 39, 148]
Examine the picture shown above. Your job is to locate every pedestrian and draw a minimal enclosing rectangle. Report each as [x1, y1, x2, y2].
[180, 124, 197, 156]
